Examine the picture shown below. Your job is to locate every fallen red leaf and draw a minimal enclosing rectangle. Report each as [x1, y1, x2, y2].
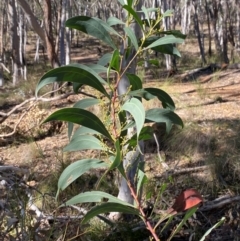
[167, 189, 203, 215]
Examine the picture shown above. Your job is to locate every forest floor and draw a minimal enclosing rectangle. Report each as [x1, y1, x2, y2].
[0, 40, 240, 240]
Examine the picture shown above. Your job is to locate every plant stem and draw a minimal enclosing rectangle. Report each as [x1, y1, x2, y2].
[127, 180, 160, 241]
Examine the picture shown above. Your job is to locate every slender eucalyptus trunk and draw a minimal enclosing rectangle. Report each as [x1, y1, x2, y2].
[220, 0, 229, 63]
[181, 0, 191, 35]
[209, 0, 222, 56]
[204, 0, 212, 56]
[192, 0, 206, 64]
[9, 0, 22, 85]
[60, 0, 66, 66]
[65, 0, 71, 65]
[237, 2, 240, 51]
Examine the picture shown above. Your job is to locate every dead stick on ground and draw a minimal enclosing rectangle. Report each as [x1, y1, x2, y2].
[0, 85, 97, 137]
[200, 194, 240, 212]
[154, 165, 212, 178]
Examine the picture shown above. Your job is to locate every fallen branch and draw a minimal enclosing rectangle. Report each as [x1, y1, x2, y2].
[0, 62, 11, 73]
[155, 165, 211, 178]
[0, 165, 29, 175]
[200, 194, 240, 212]
[0, 84, 97, 137]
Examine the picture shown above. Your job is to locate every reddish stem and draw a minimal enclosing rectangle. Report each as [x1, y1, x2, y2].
[127, 180, 160, 241]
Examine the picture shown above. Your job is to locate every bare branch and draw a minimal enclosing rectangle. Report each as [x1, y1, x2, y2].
[154, 165, 212, 178]
[200, 194, 240, 212]
[0, 63, 11, 73]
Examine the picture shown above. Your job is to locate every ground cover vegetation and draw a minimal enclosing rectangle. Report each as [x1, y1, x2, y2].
[1, 0, 240, 240]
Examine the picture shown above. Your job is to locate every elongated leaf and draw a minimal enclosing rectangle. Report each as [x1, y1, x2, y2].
[73, 82, 84, 94]
[107, 16, 125, 26]
[68, 98, 100, 139]
[73, 98, 100, 109]
[126, 73, 142, 91]
[121, 98, 145, 139]
[145, 88, 175, 110]
[126, 126, 153, 148]
[153, 45, 181, 57]
[109, 140, 121, 170]
[137, 162, 147, 196]
[117, 161, 127, 179]
[35, 64, 109, 98]
[142, 36, 182, 56]
[92, 17, 122, 38]
[199, 217, 225, 241]
[161, 30, 187, 39]
[124, 27, 138, 51]
[145, 108, 183, 133]
[86, 64, 109, 74]
[168, 207, 198, 241]
[57, 159, 108, 197]
[162, 9, 174, 18]
[66, 16, 116, 49]
[118, 0, 126, 6]
[64, 135, 105, 152]
[109, 49, 120, 73]
[145, 35, 184, 50]
[72, 126, 100, 139]
[128, 88, 175, 110]
[63, 191, 135, 207]
[119, 111, 127, 139]
[123, 5, 143, 29]
[127, 0, 133, 6]
[43, 108, 112, 140]
[98, 53, 112, 66]
[141, 6, 150, 26]
[82, 202, 140, 224]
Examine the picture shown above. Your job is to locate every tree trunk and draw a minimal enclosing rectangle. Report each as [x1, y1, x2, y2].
[192, 0, 206, 64]
[17, 0, 46, 45]
[220, 0, 229, 63]
[44, 0, 60, 69]
[181, 0, 191, 35]
[209, 0, 222, 56]
[204, 0, 212, 56]
[17, 0, 60, 69]
[8, 0, 22, 85]
[237, 2, 240, 51]
[60, 0, 66, 66]
[65, 0, 71, 65]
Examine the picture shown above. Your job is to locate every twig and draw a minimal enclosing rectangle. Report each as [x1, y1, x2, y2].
[0, 166, 29, 175]
[0, 87, 97, 137]
[0, 62, 10, 73]
[200, 194, 240, 212]
[0, 101, 37, 137]
[155, 165, 211, 178]
[153, 133, 169, 170]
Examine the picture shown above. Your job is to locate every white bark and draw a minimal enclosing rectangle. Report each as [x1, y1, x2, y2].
[65, 0, 71, 65]
[237, 3, 240, 50]
[34, 21, 43, 63]
[181, 0, 191, 35]
[60, 0, 66, 66]
[9, 0, 21, 85]
[160, 0, 172, 70]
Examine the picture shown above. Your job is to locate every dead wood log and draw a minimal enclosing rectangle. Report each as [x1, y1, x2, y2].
[154, 165, 211, 178]
[179, 63, 240, 82]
